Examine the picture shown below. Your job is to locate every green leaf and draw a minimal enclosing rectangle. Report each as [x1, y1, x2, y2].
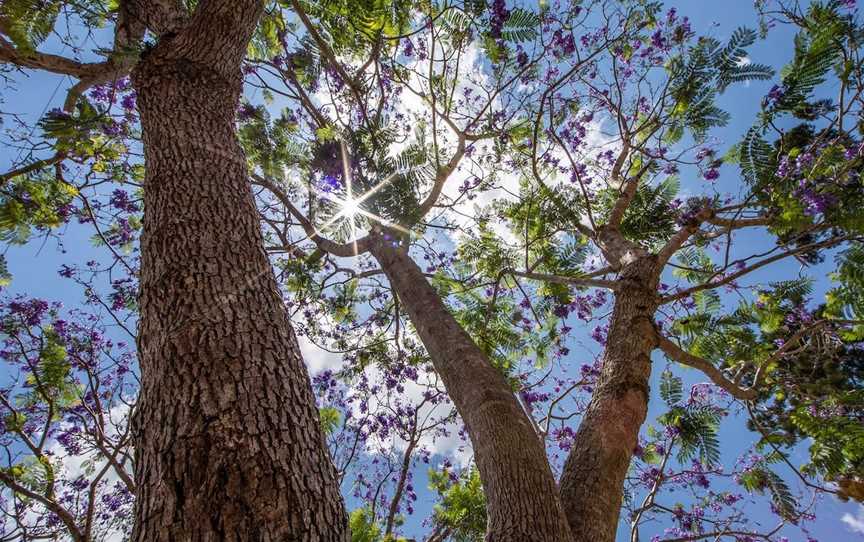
[0, 0, 62, 51]
[660, 370, 683, 406]
[349, 507, 383, 542]
[319, 406, 341, 436]
[0, 255, 11, 286]
[500, 8, 540, 43]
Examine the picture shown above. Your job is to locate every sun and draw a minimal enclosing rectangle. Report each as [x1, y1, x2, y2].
[341, 197, 361, 219]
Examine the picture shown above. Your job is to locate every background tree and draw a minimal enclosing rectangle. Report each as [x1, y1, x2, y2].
[243, 1, 652, 539]
[242, 0, 864, 540]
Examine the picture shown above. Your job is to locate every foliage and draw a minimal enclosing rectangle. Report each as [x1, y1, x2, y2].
[428, 467, 486, 542]
[350, 507, 384, 542]
[0, 172, 77, 244]
[2, 0, 864, 540]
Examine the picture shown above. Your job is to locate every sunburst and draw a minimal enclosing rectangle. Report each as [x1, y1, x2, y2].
[304, 139, 410, 252]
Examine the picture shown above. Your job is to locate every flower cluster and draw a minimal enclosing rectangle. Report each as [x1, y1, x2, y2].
[489, 0, 511, 39]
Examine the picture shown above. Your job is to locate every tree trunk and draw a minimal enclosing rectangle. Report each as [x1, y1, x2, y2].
[558, 258, 658, 542]
[370, 237, 573, 542]
[130, 5, 349, 540]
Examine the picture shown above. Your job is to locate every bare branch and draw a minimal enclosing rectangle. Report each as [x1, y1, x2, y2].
[0, 36, 110, 78]
[416, 135, 466, 220]
[706, 215, 772, 229]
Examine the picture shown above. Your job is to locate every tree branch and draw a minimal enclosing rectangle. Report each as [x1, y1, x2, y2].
[508, 269, 619, 290]
[252, 174, 371, 257]
[656, 335, 757, 400]
[416, 135, 466, 220]
[0, 471, 84, 542]
[125, 0, 188, 35]
[605, 141, 634, 228]
[288, 0, 365, 104]
[661, 235, 854, 304]
[0, 37, 110, 78]
[706, 215, 772, 229]
[654, 208, 715, 269]
[0, 153, 63, 185]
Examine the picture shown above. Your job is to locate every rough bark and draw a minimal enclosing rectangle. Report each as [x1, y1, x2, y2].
[558, 257, 659, 542]
[130, 2, 349, 540]
[370, 236, 573, 542]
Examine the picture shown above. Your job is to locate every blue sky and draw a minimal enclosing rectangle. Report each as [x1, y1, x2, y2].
[2, 0, 863, 540]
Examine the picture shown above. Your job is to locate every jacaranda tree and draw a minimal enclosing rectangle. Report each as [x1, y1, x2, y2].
[0, 0, 862, 541]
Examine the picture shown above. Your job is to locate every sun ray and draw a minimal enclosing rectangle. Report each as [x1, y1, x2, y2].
[300, 171, 409, 250]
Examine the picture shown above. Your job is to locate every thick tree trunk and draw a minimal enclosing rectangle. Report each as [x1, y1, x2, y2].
[371, 238, 573, 542]
[130, 5, 349, 540]
[559, 258, 658, 542]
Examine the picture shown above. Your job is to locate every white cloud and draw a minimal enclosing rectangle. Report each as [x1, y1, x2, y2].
[843, 505, 864, 535]
[400, 369, 473, 466]
[438, 115, 616, 248]
[341, 361, 474, 467]
[296, 331, 343, 374]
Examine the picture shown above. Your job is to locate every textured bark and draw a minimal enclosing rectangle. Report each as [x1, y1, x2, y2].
[371, 237, 573, 542]
[130, 2, 349, 540]
[559, 258, 658, 542]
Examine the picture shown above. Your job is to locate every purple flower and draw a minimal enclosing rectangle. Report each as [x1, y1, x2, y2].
[520, 390, 550, 406]
[695, 147, 714, 161]
[101, 119, 125, 136]
[489, 0, 511, 39]
[667, 7, 678, 23]
[319, 174, 342, 193]
[57, 428, 82, 455]
[765, 84, 784, 105]
[844, 143, 863, 160]
[109, 189, 139, 213]
[121, 93, 137, 111]
[89, 85, 111, 103]
[650, 30, 665, 50]
[776, 155, 791, 177]
[9, 298, 49, 326]
[237, 104, 257, 122]
[794, 181, 837, 217]
[796, 152, 814, 172]
[551, 30, 577, 58]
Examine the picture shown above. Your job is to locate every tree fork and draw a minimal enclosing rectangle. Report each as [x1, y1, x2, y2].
[559, 258, 659, 542]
